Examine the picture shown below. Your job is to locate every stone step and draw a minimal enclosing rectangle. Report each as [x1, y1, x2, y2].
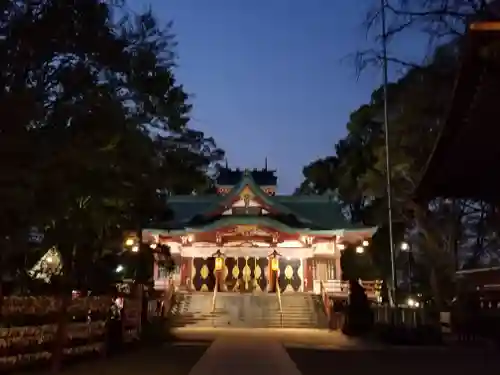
[170, 292, 328, 329]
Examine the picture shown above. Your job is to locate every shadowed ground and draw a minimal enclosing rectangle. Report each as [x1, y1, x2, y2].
[20, 342, 211, 375]
[286, 346, 500, 375]
[20, 329, 500, 375]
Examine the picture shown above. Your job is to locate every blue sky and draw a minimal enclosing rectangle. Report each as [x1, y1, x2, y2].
[132, 1, 427, 193]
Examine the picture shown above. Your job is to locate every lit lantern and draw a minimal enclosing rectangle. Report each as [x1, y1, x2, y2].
[125, 238, 134, 246]
[271, 257, 279, 271]
[215, 256, 224, 271]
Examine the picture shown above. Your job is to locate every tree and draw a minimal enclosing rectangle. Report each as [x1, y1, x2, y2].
[357, 0, 498, 73]
[296, 42, 462, 306]
[298, 3, 500, 305]
[0, 0, 223, 369]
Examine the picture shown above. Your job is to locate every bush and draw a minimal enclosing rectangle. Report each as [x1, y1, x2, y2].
[342, 280, 373, 336]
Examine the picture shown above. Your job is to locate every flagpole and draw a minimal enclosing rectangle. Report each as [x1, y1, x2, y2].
[380, 0, 397, 306]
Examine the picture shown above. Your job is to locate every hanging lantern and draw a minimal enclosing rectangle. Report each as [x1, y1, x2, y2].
[215, 256, 224, 271]
[271, 257, 279, 271]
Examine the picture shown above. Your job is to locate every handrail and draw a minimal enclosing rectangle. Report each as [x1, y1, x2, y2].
[211, 283, 218, 312]
[276, 282, 282, 314]
[320, 280, 331, 319]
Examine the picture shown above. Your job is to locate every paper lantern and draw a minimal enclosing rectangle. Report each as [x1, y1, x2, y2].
[271, 257, 279, 271]
[215, 256, 224, 271]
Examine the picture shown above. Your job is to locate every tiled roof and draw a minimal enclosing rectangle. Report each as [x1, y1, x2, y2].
[163, 173, 363, 231]
[217, 167, 277, 186]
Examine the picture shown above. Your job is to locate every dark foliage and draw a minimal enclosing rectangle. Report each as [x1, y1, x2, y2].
[342, 279, 373, 336]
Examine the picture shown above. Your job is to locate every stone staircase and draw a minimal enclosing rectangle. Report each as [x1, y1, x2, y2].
[169, 292, 328, 329]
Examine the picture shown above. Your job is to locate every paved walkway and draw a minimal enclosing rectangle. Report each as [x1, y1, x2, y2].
[189, 337, 301, 375]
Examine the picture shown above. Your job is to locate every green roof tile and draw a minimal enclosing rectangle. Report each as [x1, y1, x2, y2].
[166, 196, 219, 223]
[146, 216, 344, 236]
[162, 173, 369, 232]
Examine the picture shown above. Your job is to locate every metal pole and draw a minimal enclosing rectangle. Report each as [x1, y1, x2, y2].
[408, 248, 412, 295]
[380, 0, 397, 306]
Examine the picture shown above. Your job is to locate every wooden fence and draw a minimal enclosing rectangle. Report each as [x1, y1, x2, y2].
[0, 295, 141, 371]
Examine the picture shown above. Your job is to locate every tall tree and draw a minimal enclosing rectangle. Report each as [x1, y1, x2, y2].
[297, 43, 461, 304]
[0, 1, 223, 368]
[357, 0, 498, 72]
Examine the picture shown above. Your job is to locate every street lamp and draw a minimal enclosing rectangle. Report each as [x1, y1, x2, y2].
[125, 238, 134, 247]
[355, 246, 365, 254]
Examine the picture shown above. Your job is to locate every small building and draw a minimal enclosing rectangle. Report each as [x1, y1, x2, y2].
[416, 19, 500, 290]
[456, 267, 500, 290]
[416, 20, 500, 201]
[144, 167, 377, 296]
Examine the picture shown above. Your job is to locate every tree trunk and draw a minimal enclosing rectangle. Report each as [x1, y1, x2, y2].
[51, 290, 71, 372]
[385, 278, 396, 307]
[51, 241, 75, 373]
[0, 281, 3, 324]
[429, 268, 443, 311]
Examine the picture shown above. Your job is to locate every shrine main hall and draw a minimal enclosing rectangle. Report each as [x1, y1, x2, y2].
[144, 167, 376, 294]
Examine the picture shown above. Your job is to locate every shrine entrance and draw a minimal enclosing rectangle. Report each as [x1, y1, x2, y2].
[224, 256, 269, 292]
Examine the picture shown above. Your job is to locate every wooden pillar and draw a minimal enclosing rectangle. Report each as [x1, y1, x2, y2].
[180, 257, 193, 288]
[303, 258, 314, 292]
[153, 261, 159, 281]
[335, 255, 342, 280]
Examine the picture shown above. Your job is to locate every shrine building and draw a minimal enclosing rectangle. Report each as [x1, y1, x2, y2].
[144, 167, 376, 294]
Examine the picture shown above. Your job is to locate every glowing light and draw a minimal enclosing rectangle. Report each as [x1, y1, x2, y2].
[337, 243, 345, 250]
[355, 246, 364, 254]
[131, 245, 139, 252]
[125, 238, 134, 246]
[115, 265, 124, 273]
[362, 240, 369, 247]
[400, 242, 410, 251]
[46, 256, 53, 263]
[407, 298, 419, 308]
[150, 243, 157, 249]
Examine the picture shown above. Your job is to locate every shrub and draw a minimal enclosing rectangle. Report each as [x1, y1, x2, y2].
[342, 280, 373, 336]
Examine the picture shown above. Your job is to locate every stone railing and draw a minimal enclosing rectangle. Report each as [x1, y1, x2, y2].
[313, 279, 381, 299]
